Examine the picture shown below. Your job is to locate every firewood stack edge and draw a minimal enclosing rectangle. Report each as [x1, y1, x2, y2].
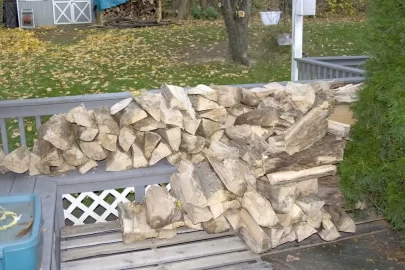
[0, 82, 362, 253]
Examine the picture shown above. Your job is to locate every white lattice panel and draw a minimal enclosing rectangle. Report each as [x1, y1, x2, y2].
[63, 184, 171, 225]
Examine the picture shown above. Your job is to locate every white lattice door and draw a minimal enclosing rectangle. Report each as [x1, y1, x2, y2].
[53, 0, 92, 25]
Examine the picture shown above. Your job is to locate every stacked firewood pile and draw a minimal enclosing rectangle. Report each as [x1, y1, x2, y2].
[0, 81, 362, 253]
[102, 0, 158, 22]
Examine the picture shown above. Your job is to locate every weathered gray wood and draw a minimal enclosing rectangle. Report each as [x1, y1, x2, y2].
[213, 261, 273, 270]
[18, 117, 26, 146]
[0, 173, 16, 196]
[62, 237, 247, 270]
[3, 146, 30, 173]
[35, 115, 42, 130]
[62, 231, 235, 262]
[135, 185, 146, 202]
[0, 118, 8, 154]
[61, 221, 120, 238]
[9, 173, 36, 194]
[235, 109, 279, 128]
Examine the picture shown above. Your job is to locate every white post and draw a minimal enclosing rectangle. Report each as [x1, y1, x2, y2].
[291, 0, 304, 81]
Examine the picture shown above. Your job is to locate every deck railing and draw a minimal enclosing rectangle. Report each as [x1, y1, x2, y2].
[296, 56, 367, 81]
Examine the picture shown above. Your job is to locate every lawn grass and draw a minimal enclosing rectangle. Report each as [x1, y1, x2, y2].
[0, 18, 368, 151]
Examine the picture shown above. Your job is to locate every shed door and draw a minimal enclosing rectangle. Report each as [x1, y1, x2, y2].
[53, 0, 92, 24]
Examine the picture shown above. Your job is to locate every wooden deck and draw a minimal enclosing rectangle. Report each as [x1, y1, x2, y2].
[60, 222, 271, 270]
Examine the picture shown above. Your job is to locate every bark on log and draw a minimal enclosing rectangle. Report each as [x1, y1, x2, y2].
[180, 132, 205, 154]
[145, 186, 181, 229]
[157, 127, 181, 152]
[118, 202, 157, 244]
[149, 142, 172, 165]
[3, 146, 30, 173]
[97, 133, 118, 152]
[197, 106, 228, 124]
[256, 179, 296, 214]
[106, 148, 132, 171]
[235, 108, 279, 128]
[79, 159, 98, 174]
[187, 84, 218, 101]
[42, 114, 76, 151]
[266, 165, 337, 185]
[161, 84, 196, 119]
[144, 132, 161, 160]
[61, 143, 88, 166]
[66, 104, 92, 127]
[119, 126, 136, 152]
[324, 205, 355, 233]
[284, 102, 329, 155]
[202, 215, 230, 234]
[132, 141, 149, 168]
[80, 141, 108, 161]
[93, 107, 120, 135]
[285, 82, 316, 114]
[242, 187, 278, 227]
[196, 118, 223, 138]
[133, 116, 166, 131]
[189, 95, 220, 111]
[238, 209, 271, 254]
[211, 85, 243, 107]
[134, 92, 163, 122]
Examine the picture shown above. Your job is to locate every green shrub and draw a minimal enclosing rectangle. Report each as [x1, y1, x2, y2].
[339, 0, 405, 245]
[191, 6, 220, 20]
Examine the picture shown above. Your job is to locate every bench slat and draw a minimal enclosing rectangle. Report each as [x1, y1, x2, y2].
[61, 220, 121, 238]
[0, 118, 8, 154]
[0, 173, 16, 196]
[62, 231, 235, 261]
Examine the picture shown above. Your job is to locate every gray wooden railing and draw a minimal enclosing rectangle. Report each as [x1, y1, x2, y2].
[296, 56, 367, 81]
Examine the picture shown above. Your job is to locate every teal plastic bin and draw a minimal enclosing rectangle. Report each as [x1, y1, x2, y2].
[0, 195, 42, 270]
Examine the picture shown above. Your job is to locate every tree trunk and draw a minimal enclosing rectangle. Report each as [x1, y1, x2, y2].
[220, 0, 252, 66]
[176, 0, 189, 19]
[200, 0, 207, 9]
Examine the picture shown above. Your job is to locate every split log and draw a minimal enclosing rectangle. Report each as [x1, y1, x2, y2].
[225, 125, 271, 143]
[205, 130, 224, 147]
[244, 174, 256, 189]
[66, 104, 92, 127]
[37, 135, 62, 167]
[225, 114, 236, 128]
[263, 225, 284, 248]
[79, 141, 108, 161]
[210, 85, 242, 107]
[149, 142, 172, 165]
[184, 215, 203, 230]
[115, 101, 148, 127]
[258, 94, 296, 113]
[51, 159, 76, 174]
[332, 83, 362, 104]
[256, 179, 296, 214]
[306, 210, 323, 229]
[278, 226, 297, 245]
[190, 152, 206, 164]
[284, 102, 329, 155]
[318, 212, 341, 241]
[242, 187, 278, 227]
[157, 127, 181, 152]
[296, 178, 319, 196]
[292, 222, 317, 242]
[169, 173, 213, 224]
[161, 84, 196, 119]
[189, 95, 219, 111]
[263, 134, 346, 173]
[196, 118, 223, 138]
[133, 116, 166, 131]
[160, 102, 183, 128]
[180, 132, 205, 154]
[145, 186, 181, 229]
[238, 209, 271, 253]
[106, 148, 132, 171]
[241, 88, 260, 107]
[285, 82, 316, 114]
[197, 107, 228, 124]
[235, 108, 279, 128]
[134, 91, 163, 122]
[266, 165, 337, 185]
[181, 111, 201, 135]
[227, 104, 254, 117]
[131, 141, 148, 168]
[3, 146, 30, 173]
[324, 205, 355, 233]
[93, 107, 120, 135]
[187, 84, 218, 101]
[206, 140, 239, 160]
[277, 204, 305, 227]
[206, 155, 246, 197]
[79, 159, 98, 174]
[156, 229, 177, 239]
[118, 202, 157, 244]
[295, 195, 325, 217]
[78, 126, 99, 141]
[166, 152, 182, 167]
[29, 152, 50, 176]
[110, 97, 133, 115]
[97, 133, 118, 152]
[178, 161, 209, 208]
[0, 149, 8, 174]
[144, 132, 161, 160]
[202, 215, 230, 234]
[254, 83, 285, 99]
[119, 126, 136, 152]
[42, 114, 75, 151]
[223, 208, 241, 230]
[61, 143, 88, 166]
[328, 120, 351, 138]
[209, 200, 240, 219]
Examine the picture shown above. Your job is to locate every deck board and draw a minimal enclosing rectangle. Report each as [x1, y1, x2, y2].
[61, 220, 121, 238]
[9, 173, 36, 194]
[0, 172, 17, 196]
